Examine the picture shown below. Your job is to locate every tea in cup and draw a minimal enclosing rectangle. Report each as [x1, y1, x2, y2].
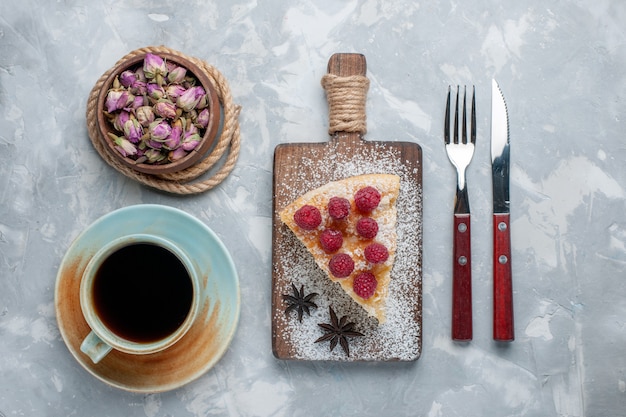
[79, 234, 201, 363]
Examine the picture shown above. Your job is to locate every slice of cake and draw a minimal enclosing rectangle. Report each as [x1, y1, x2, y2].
[279, 173, 400, 323]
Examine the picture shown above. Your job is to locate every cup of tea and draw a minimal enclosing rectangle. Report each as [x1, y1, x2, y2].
[79, 234, 202, 364]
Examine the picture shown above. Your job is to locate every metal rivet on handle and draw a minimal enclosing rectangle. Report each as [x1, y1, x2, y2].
[498, 222, 507, 232]
[499, 255, 508, 264]
[458, 256, 468, 266]
[458, 222, 467, 233]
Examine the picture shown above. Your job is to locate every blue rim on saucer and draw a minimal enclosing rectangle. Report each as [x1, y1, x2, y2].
[55, 204, 240, 393]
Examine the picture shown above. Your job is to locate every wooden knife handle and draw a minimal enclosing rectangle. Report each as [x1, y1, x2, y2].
[452, 213, 472, 341]
[493, 213, 514, 341]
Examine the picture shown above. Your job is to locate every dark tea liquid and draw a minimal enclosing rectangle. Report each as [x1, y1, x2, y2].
[93, 243, 194, 343]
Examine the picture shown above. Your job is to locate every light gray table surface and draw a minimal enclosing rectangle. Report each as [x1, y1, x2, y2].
[1, 1, 625, 416]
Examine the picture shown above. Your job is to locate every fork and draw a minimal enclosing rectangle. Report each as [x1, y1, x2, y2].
[444, 85, 476, 341]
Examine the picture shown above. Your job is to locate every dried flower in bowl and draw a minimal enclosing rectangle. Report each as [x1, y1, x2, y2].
[96, 52, 220, 175]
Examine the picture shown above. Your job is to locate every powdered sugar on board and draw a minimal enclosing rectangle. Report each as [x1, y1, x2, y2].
[272, 138, 422, 361]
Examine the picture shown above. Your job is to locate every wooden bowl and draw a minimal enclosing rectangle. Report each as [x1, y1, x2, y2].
[96, 52, 221, 175]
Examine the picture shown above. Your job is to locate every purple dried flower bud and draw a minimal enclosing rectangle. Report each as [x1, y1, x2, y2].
[131, 80, 147, 96]
[145, 148, 165, 163]
[119, 70, 137, 88]
[135, 68, 147, 82]
[105, 89, 130, 113]
[135, 106, 155, 127]
[165, 61, 177, 73]
[196, 93, 208, 110]
[177, 86, 206, 112]
[114, 136, 138, 157]
[113, 110, 130, 132]
[149, 119, 172, 141]
[130, 95, 144, 110]
[196, 108, 210, 129]
[134, 147, 147, 163]
[146, 138, 163, 149]
[167, 66, 187, 84]
[123, 118, 143, 144]
[147, 83, 165, 100]
[182, 133, 201, 151]
[164, 125, 182, 149]
[183, 120, 198, 136]
[154, 100, 177, 119]
[166, 84, 187, 100]
[168, 147, 188, 161]
[143, 53, 167, 81]
[124, 93, 137, 111]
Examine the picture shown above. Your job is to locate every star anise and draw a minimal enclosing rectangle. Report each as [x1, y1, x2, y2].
[314, 306, 364, 356]
[282, 283, 318, 322]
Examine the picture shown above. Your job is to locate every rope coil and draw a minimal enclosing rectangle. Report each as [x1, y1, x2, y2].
[86, 46, 241, 195]
[321, 73, 370, 135]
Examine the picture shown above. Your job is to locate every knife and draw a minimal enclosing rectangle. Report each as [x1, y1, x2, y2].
[491, 79, 514, 341]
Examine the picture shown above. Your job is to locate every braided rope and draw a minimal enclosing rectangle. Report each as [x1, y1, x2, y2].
[86, 46, 241, 195]
[321, 73, 370, 135]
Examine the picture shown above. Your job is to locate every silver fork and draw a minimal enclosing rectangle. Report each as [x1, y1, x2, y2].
[444, 85, 476, 341]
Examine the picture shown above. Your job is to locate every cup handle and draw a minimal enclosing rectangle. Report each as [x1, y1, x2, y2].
[80, 331, 113, 364]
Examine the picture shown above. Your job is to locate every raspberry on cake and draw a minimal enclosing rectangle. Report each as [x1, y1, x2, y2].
[320, 229, 343, 253]
[328, 253, 355, 278]
[356, 217, 379, 239]
[364, 243, 389, 264]
[293, 205, 322, 230]
[353, 272, 377, 299]
[354, 186, 381, 212]
[328, 196, 351, 220]
[278, 173, 400, 324]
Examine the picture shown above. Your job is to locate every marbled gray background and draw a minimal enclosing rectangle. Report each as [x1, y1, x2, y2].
[1, 0, 625, 416]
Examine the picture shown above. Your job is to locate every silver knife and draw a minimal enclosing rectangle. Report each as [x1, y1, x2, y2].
[491, 79, 514, 341]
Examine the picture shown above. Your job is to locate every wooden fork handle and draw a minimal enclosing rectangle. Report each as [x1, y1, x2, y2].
[452, 213, 472, 341]
[493, 213, 514, 341]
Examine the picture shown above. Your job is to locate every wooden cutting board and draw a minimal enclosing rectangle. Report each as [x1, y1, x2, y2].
[271, 53, 423, 361]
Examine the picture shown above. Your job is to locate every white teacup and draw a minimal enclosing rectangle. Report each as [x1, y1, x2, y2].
[79, 234, 201, 364]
